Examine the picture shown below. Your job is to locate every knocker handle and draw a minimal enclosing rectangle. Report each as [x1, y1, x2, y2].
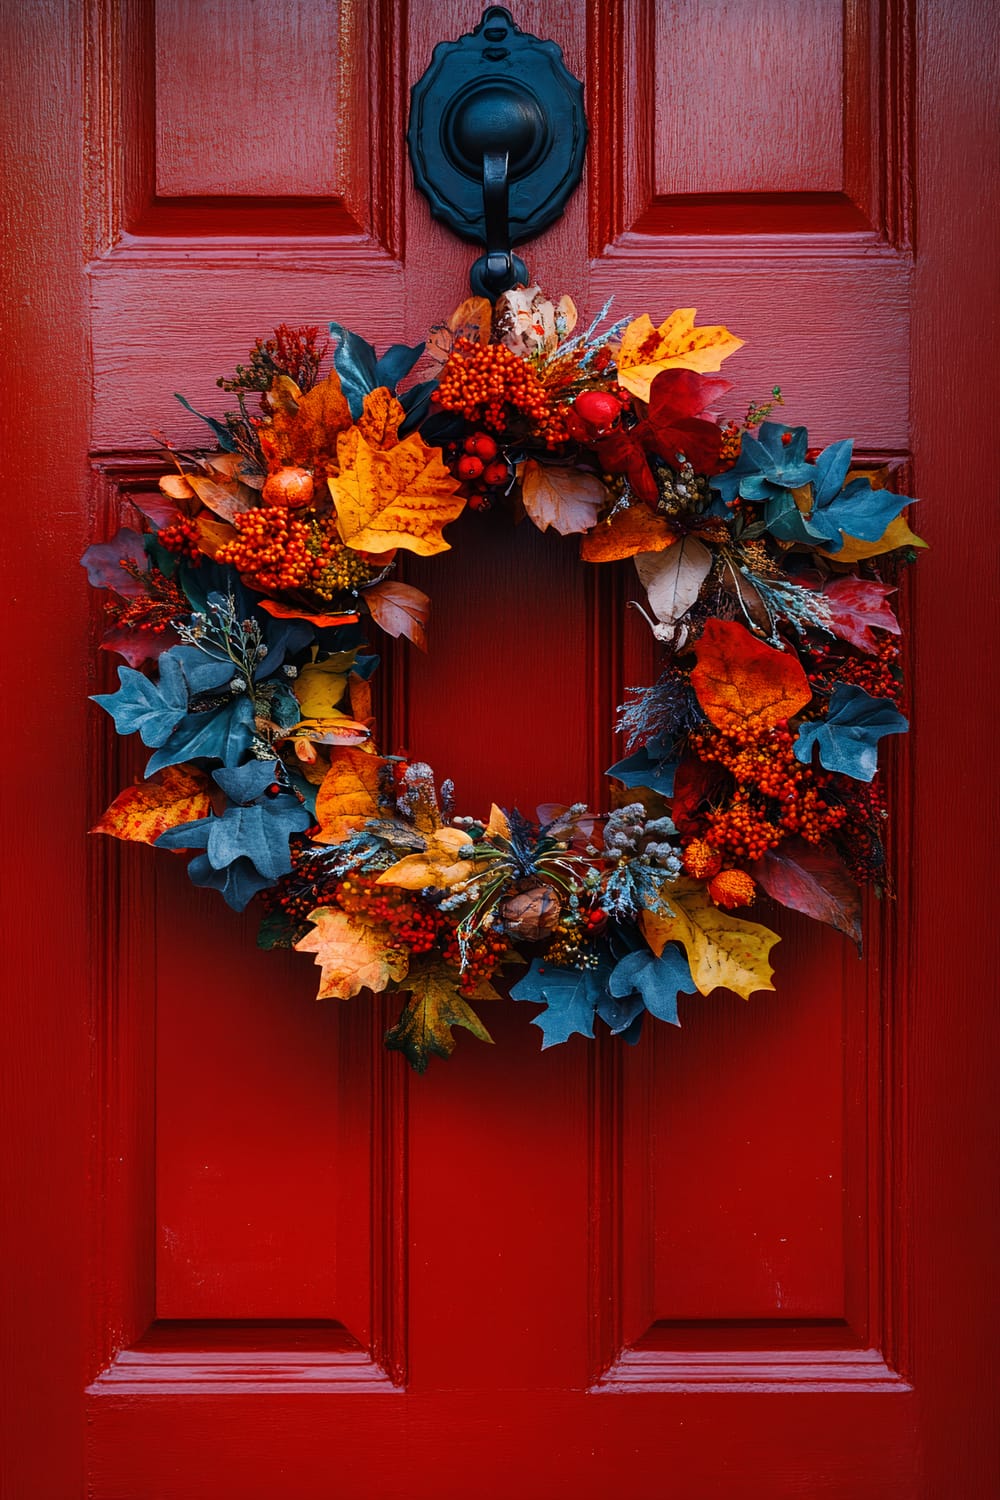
[470, 149, 528, 300]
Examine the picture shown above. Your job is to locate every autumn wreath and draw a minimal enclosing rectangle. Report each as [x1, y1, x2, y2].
[84, 288, 923, 1070]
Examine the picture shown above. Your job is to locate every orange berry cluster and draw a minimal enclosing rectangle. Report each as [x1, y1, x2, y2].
[335, 876, 440, 955]
[707, 868, 757, 910]
[217, 506, 334, 594]
[690, 721, 848, 859]
[159, 516, 201, 562]
[435, 338, 568, 447]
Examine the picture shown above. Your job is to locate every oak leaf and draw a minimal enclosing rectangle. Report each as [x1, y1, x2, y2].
[690, 618, 812, 734]
[384, 960, 496, 1071]
[376, 826, 479, 891]
[520, 460, 609, 537]
[617, 310, 744, 403]
[581, 503, 677, 562]
[314, 747, 383, 843]
[295, 907, 408, 999]
[364, 579, 430, 650]
[92, 765, 213, 846]
[329, 431, 465, 555]
[642, 879, 779, 1000]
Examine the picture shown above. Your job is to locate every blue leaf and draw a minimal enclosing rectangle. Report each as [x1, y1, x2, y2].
[608, 944, 696, 1027]
[329, 323, 379, 418]
[164, 644, 237, 697]
[596, 989, 644, 1035]
[814, 476, 915, 549]
[158, 759, 311, 888]
[255, 617, 314, 680]
[793, 684, 908, 781]
[399, 377, 439, 434]
[510, 959, 608, 1047]
[811, 438, 854, 508]
[375, 341, 424, 391]
[213, 760, 281, 804]
[606, 740, 677, 796]
[186, 852, 274, 912]
[92, 656, 188, 746]
[174, 393, 238, 452]
[764, 489, 839, 547]
[145, 695, 256, 776]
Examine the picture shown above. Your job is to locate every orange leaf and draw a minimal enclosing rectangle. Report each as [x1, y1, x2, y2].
[294, 907, 408, 999]
[520, 460, 609, 536]
[257, 598, 360, 627]
[349, 672, 373, 725]
[690, 618, 812, 734]
[581, 504, 678, 562]
[92, 765, 212, 846]
[356, 386, 405, 450]
[426, 296, 493, 373]
[364, 579, 430, 649]
[329, 431, 465, 555]
[376, 826, 479, 891]
[195, 515, 236, 559]
[263, 370, 352, 474]
[314, 747, 383, 844]
[617, 310, 744, 403]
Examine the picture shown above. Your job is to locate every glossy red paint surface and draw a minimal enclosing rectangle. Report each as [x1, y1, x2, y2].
[2, 2, 998, 1496]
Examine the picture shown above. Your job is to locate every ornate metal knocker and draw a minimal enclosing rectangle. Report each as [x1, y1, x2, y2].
[408, 6, 587, 299]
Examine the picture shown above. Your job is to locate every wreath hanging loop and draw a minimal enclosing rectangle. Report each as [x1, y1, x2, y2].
[84, 287, 923, 1071]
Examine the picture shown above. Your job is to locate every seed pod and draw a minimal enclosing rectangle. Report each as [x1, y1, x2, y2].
[499, 881, 562, 942]
[262, 466, 314, 508]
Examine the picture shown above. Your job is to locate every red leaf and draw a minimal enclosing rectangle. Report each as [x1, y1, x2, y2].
[822, 577, 900, 654]
[101, 624, 179, 666]
[364, 580, 430, 650]
[670, 754, 730, 838]
[690, 619, 812, 734]
[257, 599, 360, 628]
[750, 841, 862, 949]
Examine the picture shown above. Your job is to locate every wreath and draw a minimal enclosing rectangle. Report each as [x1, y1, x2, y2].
[84, 287, 923, 1071]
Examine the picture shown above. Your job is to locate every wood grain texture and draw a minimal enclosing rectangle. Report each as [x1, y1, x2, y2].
[654, 0, 844, 196]
[155, 0, 342, 197]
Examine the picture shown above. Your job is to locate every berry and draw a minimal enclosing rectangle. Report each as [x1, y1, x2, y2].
[707, 869, 757, 910]
[468, 433, 498, 461]
[482, 459, 509, 487]
[573, 390, 623, 431]
[683, 839, 723, 880]
[456, 455, 484, 481]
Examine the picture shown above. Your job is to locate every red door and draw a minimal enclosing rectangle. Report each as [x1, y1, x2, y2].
[3, 1, 998, 1496]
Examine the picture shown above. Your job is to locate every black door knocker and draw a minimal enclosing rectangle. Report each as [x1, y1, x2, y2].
[408, 6, 588, 300]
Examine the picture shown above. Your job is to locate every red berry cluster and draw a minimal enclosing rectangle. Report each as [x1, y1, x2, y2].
[334, 876, 440, 955]
[106, 562, 188, 635]
[159, 516, 201, 562]
[441, 926, 509, 995]
[435, 338, 568, 447]
[832, 638, 904, 704]
[452, 431, 511, 510]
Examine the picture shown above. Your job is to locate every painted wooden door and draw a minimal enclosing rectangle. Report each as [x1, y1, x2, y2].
[3, 1, 998, 1497]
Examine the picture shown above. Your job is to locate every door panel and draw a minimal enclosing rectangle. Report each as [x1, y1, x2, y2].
[4, 0, 999, 1496]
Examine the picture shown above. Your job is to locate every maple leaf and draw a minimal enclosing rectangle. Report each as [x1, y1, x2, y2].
[616, 309, 743, 403]
[510, 958, 607, 1047]
[92, 765, 213, 846]
[314, 747, 383, 844]
[634, 368, 732, 473]
[384, 960, 496, 1071]
[329, 431, 465, 555]
[749, 841, 862, 949]
[822, 578, 901, 653]
[295, 907, 408, 1000]
[376, 826, 479, 891]
[642, 879, 779, 1001]
[364, 579, 430, 650]
[263, 370, 353, 473]
[356, 386, 405, 450]
[608, 943, 697, 1027]
[581, 503, 677, 562]
[690, 618, 812, 734]
[519, 460, 609, 537]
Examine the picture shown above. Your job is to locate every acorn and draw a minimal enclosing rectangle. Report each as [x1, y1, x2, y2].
[262, 466, 314, 508]
[572, 389, 624, 433]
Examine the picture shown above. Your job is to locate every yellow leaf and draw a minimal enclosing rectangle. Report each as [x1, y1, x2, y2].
[485, 804, 511, 840]
[294, 657, 350, 719]
[314, 747, 383, 844]
[520, 460, 609, 536]
[820, 512, 928, 563]
[295, 907, 408, 999]
[91, 765, 213, 846]
[642, 879, 779, 1001]
[376, 826, 479, 891]
[384, 960, 495, 1071]
[617, 309, 744, 403]
[329, 431, 465, 555]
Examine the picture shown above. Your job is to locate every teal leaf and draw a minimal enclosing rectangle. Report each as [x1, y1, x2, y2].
[608, 944, 696, 1027]
[174, 393, 238, 452]
[92, 656, 188, 746]
[510, 959, 608, 1047]
[813, 476, 914, 550]
[793, 684, 908, 781]
[375, 341, 424, 391]
[607, 733, 678, 796]
[144, 695, 255, 776]
[186, 852, 274, 911]
[596, 989, 644, 1035]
